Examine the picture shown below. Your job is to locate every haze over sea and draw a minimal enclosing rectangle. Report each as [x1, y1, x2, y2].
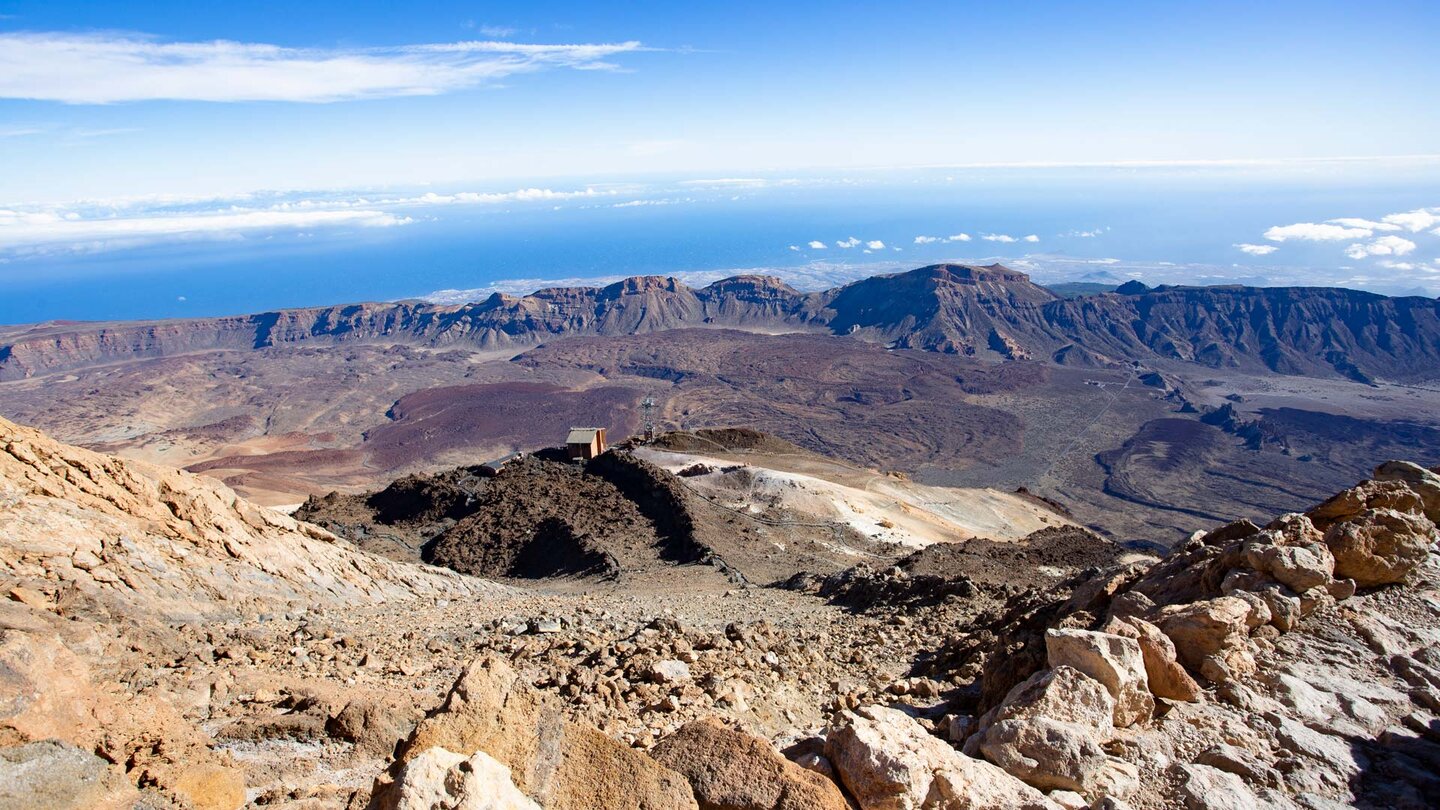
[4, 159, 1438, 325]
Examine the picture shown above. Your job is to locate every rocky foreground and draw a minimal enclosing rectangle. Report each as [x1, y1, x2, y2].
[1, 413, 1438, 809]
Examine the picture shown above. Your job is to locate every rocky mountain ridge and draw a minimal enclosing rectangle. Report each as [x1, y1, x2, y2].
[4, 264, 1438, 383]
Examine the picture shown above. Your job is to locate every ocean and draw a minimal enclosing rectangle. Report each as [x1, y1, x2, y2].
[3, 162, 1437, 324]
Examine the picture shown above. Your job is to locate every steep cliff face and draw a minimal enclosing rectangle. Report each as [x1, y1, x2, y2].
[1039, 285, 1440, 382]
[3, 265, 1438, 382]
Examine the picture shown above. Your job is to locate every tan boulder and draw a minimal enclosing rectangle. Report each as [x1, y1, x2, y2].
[973, 718, 1121, 796]
[1263, 513, 1323, 546]
[1373, 460, 1440, 523]
[1306, 479, 1424, 530]
[376, 747, 540, 810]
[1323, 508, 1435, 587]
[0, 740, 137, 810]
[1102, 617, 1202, 702]
[1155, 597, 1257, 684]
[377, 655, 697, 810]
[824, 705, 1060, 810]
[650, 718, 848, 810]
[1243, 536, 1335, 593]
[167, 765, 248, 810]
[962, 666, 1121, 794]
[327, 693, 420, 758]
[970, 665, 1116, 736]
[1044, 629, 1153, 727]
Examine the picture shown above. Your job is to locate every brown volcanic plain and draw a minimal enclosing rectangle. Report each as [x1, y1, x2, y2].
[2, 264, 1438, 546]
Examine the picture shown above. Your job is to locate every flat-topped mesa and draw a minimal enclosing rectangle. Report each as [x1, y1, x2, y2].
[821, 263, 1059, 358]
[919, 262, 1039, 285]
[700, 274, 802, 298]
[601, 275, 689, 297]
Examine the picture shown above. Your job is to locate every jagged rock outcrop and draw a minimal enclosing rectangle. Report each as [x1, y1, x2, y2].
[931, 460, 1440, 807]
[5, 265, 1437, 382]
[0, 416, 502, 809]
[0, 415, 492, 621]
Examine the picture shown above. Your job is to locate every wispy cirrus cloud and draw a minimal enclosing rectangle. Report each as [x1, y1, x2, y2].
[0, 208, 409, 256]
[0, 32, 644, 104]
[0, 185, 614, 256]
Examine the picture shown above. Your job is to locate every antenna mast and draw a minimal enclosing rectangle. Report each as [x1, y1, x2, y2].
[641, 395, 656, 443]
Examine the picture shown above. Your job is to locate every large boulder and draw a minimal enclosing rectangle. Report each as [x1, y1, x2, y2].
[0, 740, 137, 810]
[1101, 616, 1202, 702]
[374, 655, 697, 810]
[963, 666, 1125, 796]
[1306, 479, 1424, 530]
[376, 747, 539, 810]
[327, 694, 420, 757]
[1155, 597, 1257, 684]
[1043, 630, 1153, 727]
[970, 666, 1116, 736]
[824, 705, 1059, 810]
[1323, 508, 1435, 587]
[973, 718, 1127, 796]
[1243, 535, 1335, 593]
[1373, 460, 1440, 523]
[650, 718, 848, 810]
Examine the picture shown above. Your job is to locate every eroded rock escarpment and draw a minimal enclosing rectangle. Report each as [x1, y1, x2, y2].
[5, 264, 1438, 382]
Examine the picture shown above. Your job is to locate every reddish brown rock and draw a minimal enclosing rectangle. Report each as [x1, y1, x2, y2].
[650, 718, 848, 810]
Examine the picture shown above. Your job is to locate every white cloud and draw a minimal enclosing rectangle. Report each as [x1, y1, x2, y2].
[836, 237, 862, 248]
[1263, 222, 1373, 242]
[0, 208, 408, 254]
[1234, 243, 1278, 256]
[1376, 260, 1417, 270]
[913, 235, 940, 244]
[981, 233, 1016, 243]
[866, 239, 885, 250]
[1382, 208, 1440, 232]
[1062, 228, 1106, 238]
[0, 184, 603, 256]
[807, 240, 827, 249]
[0, 32, 643, 103]
[947, 233, 971, 242]
[1022, 234, 1039, 243]
[1343, 235, 1417, 259]
[788, 245, 799, 251]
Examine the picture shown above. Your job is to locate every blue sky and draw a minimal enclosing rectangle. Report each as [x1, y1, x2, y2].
[2, 1, 1438, 200]
[0, 1, 1437, 320]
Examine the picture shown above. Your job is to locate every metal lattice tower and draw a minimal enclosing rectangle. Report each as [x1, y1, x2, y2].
[640, 395, 656, 443]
